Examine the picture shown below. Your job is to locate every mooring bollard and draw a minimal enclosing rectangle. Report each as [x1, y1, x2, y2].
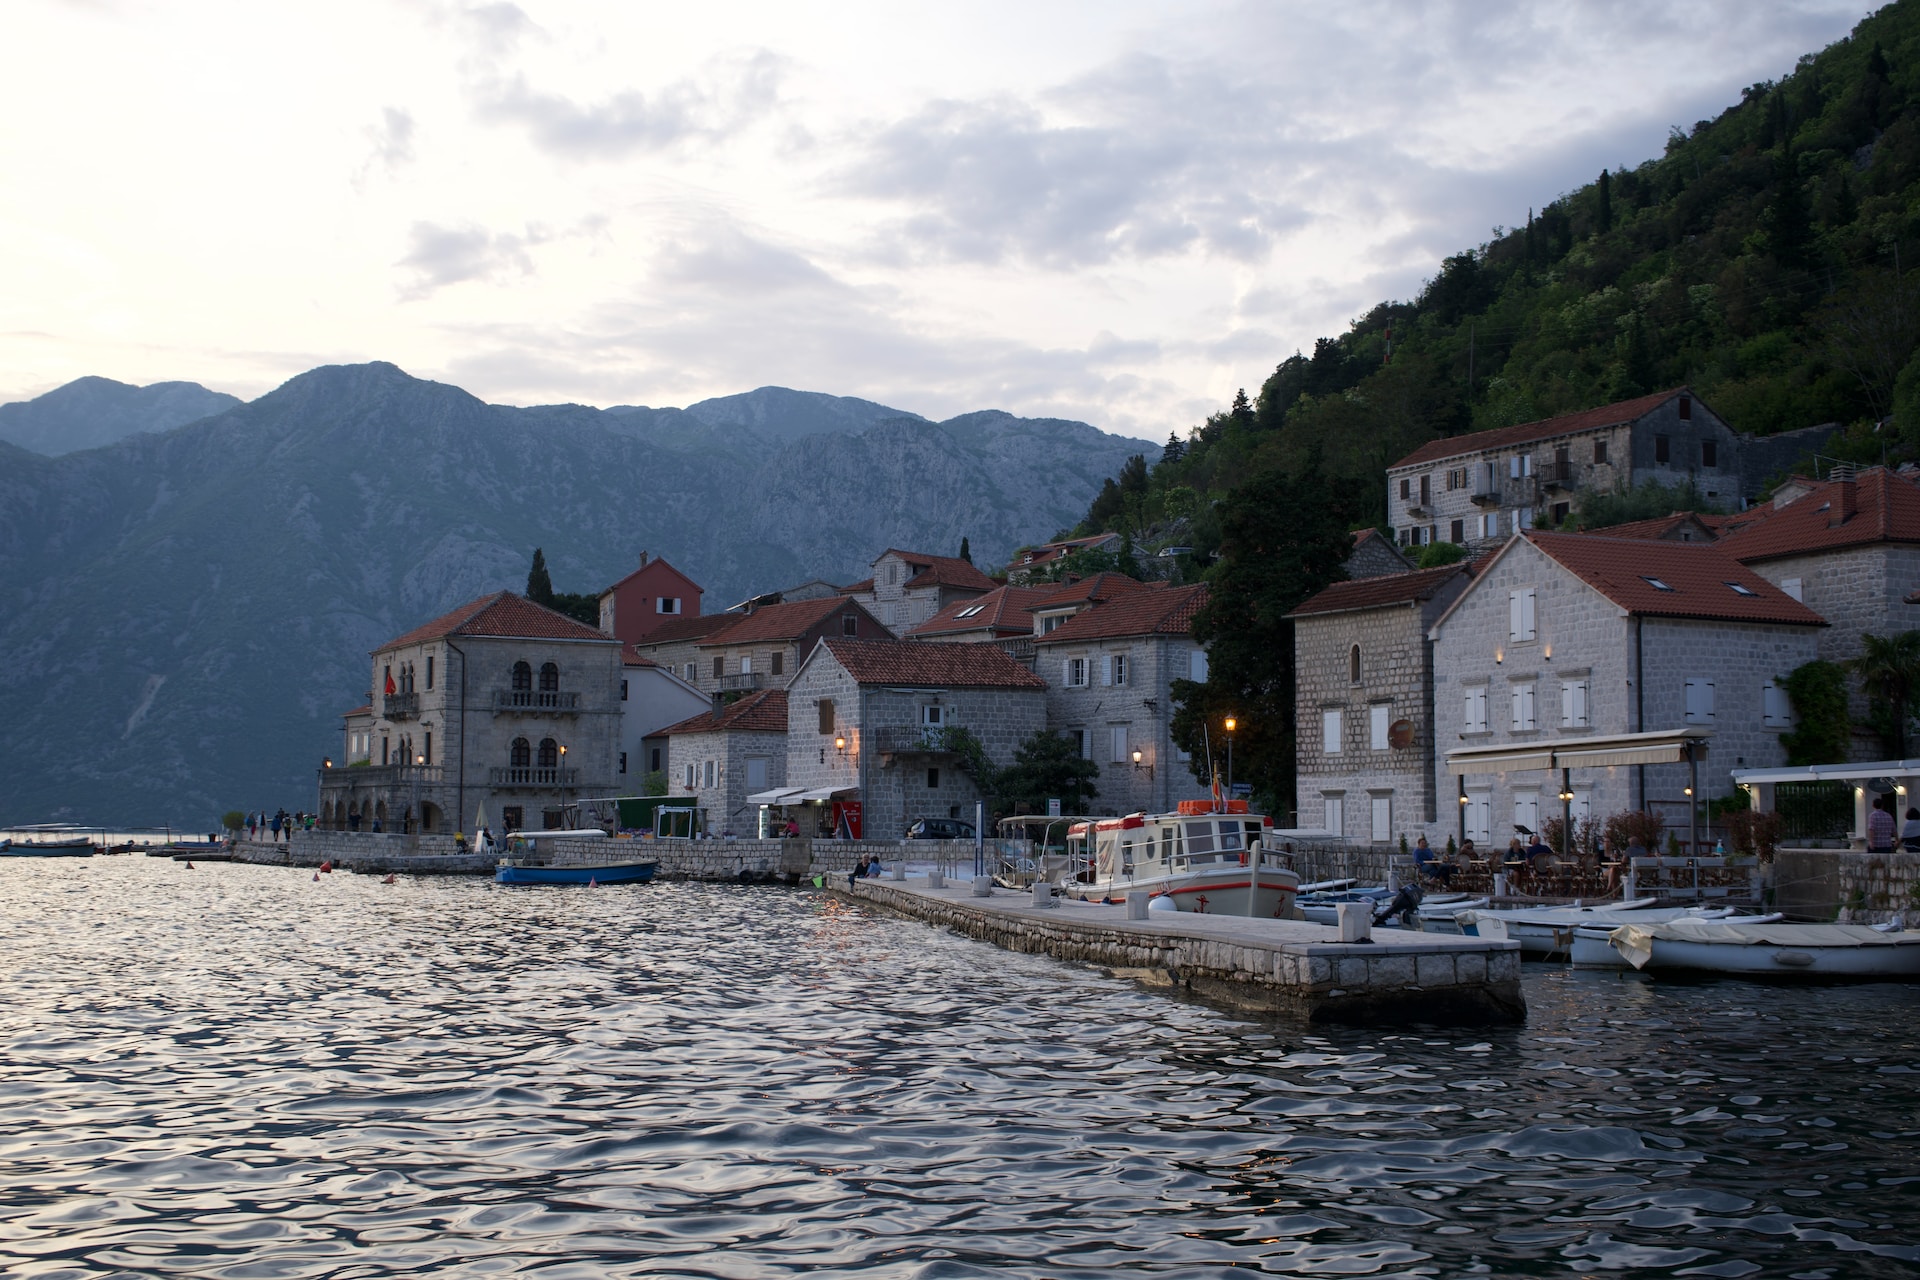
[927, 867, 945, 889]
[1492, 872, 1507, 899]
[890, 863, 905, 881]
[1335, 901, 1372, 943]
[1032, 880, 1056, 909]
[1126, 890, 1150, 920]
[971, 875, 992, 898]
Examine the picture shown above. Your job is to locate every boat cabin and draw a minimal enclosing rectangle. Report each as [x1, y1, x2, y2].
[1069, 802, 1270, 882]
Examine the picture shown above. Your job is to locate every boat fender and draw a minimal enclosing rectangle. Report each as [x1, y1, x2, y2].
[1147, 894, 1178, 913]
[1771, 949, 1815, 967]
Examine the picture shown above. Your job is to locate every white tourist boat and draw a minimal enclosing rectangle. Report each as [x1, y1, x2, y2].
[1067, 804, 1301, 918]
[1598, 917, 1920, 978]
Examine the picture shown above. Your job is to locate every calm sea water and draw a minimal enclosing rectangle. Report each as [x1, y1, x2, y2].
[2, 858, 1917, 1279]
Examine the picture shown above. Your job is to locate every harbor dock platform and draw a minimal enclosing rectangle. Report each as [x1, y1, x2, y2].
[835, 874, 1526, 1026]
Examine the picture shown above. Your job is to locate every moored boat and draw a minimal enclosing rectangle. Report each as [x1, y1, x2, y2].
[1603, 917, 1920, 978]
[1067, 802, 1301, 917]
[0, 836, 95, 857]
[495, 860, 657, 886]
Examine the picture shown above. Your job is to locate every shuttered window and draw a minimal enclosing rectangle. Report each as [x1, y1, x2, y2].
[1508, 589, 1536, 642]
[1763, 681, 1793, 729]
[1370, 704, 1391, 750]
[1561, 678, 1589, 728]
[1511, 682, 1537, 731]
[1463, 686, 1489, 733]
[1684, 678, 1715, 724]
[1322, 709, 1343, 755]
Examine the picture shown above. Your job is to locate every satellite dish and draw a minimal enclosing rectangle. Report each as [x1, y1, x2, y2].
[1388, 719, 1415, 749]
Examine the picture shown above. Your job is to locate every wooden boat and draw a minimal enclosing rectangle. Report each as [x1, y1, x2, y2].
[1602, 918, 1920, 978]
[1067, 803, 1301, 917]
[1446, 898, 1668, 952]
[1568, 914, 1782, 967]
[495, 860, 657, 886]
[0, 836, 95, 857]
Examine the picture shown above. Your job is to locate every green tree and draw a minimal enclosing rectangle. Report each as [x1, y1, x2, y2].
[1780, 659, 1851, 765]
[1850, 631, 1920, 757]
[1161, 432, 1186, 465]
[995, 730, 1100, 815]
[526, 548, 555, 607]
[1415, 540, 1467, 568]
[221, 810, 244, 834]
[1596, 168, 1612, 234]
[642, 770, 669, 797]
[958, 536, 972, 564]
[1171, 458, 1352, 820]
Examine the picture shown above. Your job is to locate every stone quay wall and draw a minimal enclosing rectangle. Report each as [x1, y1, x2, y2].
[239, 830, 982, 881]
[1775, 847, 1920, 924]
[838, 879, 1525, 1026]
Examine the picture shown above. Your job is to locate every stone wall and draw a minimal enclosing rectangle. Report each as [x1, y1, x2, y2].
[1775, 847, 1920, 924]
[1034, 632, 1210, 816]
[667, 725, 787, 835]
[1744, 543, 1920, 736]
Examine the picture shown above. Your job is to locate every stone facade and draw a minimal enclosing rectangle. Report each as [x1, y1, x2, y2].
[781, 640, 1047, 841]
[1386, 390, 1743, 551]
[1293, 569, 1471, 846]
[667, 726, 788, 836]
[851, 549, 996, 635]
[1430, 537, 1819, 850]
[1032, 631, 1211, 815]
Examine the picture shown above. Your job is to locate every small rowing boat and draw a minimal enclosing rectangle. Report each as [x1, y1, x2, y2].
[0, 836, 95, 857]
[494, 861, 658, 886]
[1601, 917, 1920, 978]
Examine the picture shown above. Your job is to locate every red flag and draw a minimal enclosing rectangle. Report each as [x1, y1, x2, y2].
[384, 672, 396, 695]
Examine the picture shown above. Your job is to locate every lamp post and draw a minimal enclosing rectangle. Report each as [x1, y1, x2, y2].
[411, 753, 424, 834]
[1223, 716, 1237, 800]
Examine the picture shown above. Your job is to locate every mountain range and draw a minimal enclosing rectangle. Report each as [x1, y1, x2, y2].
[0, 363, 1146, 827]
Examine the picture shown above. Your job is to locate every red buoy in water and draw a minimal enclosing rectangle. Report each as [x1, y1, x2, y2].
[382, 873, 396, 884]
[185, 861, 195, 870]
[319, 860, 333, 874]
[312, 873, 320, 882]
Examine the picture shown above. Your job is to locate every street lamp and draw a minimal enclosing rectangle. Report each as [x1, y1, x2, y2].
[1224, 716, 1237, 800]
[411, 753, 425, 834]
[1131, 747, 1153, 780]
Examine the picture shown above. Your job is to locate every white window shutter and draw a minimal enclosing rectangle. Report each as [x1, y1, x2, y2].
[1509, 592, 1521, 640]
[1101, 655, 1113, 686]
[1062, 659, 1072, 687]
[1511, 685, 1524, 729]
[1561, 681, 1574, 726]
[1523, 590, 1535, 640]
[1464, 689, 1476, 731]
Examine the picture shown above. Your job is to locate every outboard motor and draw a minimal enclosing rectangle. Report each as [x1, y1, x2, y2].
[1374, 881, 1424, 928]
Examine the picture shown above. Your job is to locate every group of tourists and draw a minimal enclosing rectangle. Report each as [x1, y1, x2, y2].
[245, 809, 313, 842]
[1865, 793, 1920, 852]
[1410, 829, 1653, 895]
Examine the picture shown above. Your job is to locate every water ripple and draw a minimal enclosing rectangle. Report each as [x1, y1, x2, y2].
[1, 859, 1917, 1276]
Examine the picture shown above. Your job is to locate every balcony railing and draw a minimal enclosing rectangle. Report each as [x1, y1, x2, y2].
[489, 766, 580, 788]
[1470, 476, 1538, 507]
[491, 689, 582, 713]
[872, 725, 955, 755]
[1541, 460, 1578, 490]
[383, 692, 419, 719]
[318, 763, 444, 787]
[716, 672, 764, 693]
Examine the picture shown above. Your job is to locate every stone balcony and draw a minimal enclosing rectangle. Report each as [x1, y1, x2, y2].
[716, 672, 764, 693]
[383, 691, 419, 720]
[488, 765, 580, 788]
[871, 725, 956, 756]
[491, 688, 582, 714]
[318, 763, 444, 787]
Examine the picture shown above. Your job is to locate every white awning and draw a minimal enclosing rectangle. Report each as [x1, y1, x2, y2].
[1447, 729, 1711, 776]
[1734, 758, 1920, 785]
[792, 785, 856, 802]
[747, 787, 808, 806]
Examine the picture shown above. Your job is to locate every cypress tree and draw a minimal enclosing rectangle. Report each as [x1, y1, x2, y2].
[1162, 432, 1186, 465]
[1597, 170, 1612, 234]
[526, 548, 555, 607]
[958, 536, 971, 564]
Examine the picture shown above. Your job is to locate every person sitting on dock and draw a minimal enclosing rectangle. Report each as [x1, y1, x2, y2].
[847, 858, 869, 890]
[1412, 834, 1454, 887]
[455, 831, 469, 854]
[866, 854, 883, 879]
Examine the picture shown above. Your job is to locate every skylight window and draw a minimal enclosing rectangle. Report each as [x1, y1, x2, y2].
[955, 605, 984, 618]
[1642, 576, 1675, 592]
[1725, 581, 1757, 597]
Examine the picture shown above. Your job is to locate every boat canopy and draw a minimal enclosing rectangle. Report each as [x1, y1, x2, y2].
[1447, 728, 1712, 775]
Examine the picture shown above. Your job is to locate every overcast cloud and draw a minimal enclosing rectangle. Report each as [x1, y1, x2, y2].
[0, 0, 1876, 439]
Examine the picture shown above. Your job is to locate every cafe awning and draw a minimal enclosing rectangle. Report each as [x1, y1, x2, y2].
[747, 787, 808, 806]
[1447, 728, 1711, 776]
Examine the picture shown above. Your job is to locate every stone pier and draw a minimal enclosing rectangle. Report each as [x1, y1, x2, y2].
[834, 876, 1526, 1026]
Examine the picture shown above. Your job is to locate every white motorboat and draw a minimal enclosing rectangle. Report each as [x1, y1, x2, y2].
[1068, 805, 1301, 918]
[1450, 898, 1674, 954]
[1602, 917, 1920, 978]
[1568, 914, 1782, 967]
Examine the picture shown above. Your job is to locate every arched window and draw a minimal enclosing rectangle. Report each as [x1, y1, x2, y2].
[512, 661, 532, 691]
[1349, 645, 1361, 684]
[539, 662, 559, 692]
[538, 738, 558, 768]
[510, 737, 531, 767]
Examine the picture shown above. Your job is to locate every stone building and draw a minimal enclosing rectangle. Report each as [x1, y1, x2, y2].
[1290, 565, 1473, 844]
[693, 596, 890, 696]
[1716, 468, 1920, 739]
[625, 612, 738, 689]
[907, 584, 1052, 644]
[779, 638, 1047, 839]
[660, 689, 788, 836]
[596, 551, 704, 646]
[318, 591, 623, 835]
[1005, 533, 1122, 583]
[1429, 532, 1823, 849]
[1346, 528, 1414, 579]
[1027, 572, 1146, 636]
[847, 549, 999, 635]
[1031, 582, 1214, 815]
[1385, 389, 1744, 551]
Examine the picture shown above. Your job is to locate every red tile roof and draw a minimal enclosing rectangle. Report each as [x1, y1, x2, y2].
[1012, 533, 1119, 569]
[821, 638, 1048, 688]
[701, 595, 872, 646]
[600, 554, 704, 598]
[839, 578, 874, 594]
[342, 704, 373, 719]
[1390, 388, 1688, 470]
[658, 689, 789, 736]
[1290, 565, 1471, 617]
[624, 651, 661, 667]
[1579, 512, 1720, 542]
[630, 612, 738, 648]
[878, 549, 999, 592]
[1522, 531, 1825, 626]
[375, 591, 613, 652]
[1028, 572, 1147, 611]
[1034, 583, 1209, 644]
[908, 584, 1052, 638]
[1714, 469, 1920, 564]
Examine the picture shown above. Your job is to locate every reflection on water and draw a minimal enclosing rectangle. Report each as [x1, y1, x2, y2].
[1, 857, 1917, 1278]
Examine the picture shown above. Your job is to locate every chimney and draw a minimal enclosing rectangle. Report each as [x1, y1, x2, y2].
[1830, 481, 1855, 529]
[638, 550, 649, 568]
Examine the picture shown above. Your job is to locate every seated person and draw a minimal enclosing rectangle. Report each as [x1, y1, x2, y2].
[1411, 834, 1454, 886]
[1502, 836, 1527, 876]
[1903, 807, 1920, 852]
[1525, 834, 1553, 869]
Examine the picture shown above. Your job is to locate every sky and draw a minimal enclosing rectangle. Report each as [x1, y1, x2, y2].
[0, 1, 1879, 442]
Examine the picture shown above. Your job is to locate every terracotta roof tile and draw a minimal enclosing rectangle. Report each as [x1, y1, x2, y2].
[839, 578, 874, 594]
[1523, 531, 1825, 625]
[879, 548, 999, 592]
[1390, 388, 1688, 470]
[1290, 565, 1471, 617]
[908, 584, 1053, 637]
[1715, 469, 1920, 563]
[659, 689, 789, 736]
[1028, 572, 1147, 611]
[700, 595, 872, 646]
[630, 612, 736, 648]
[821, 638, 1047, 688]
[1034, 583, 1209, 644]
[1579, 512, 1720, 542]
[1012, 533, 1118, 568]
[342, 704, 373, 719]
[623, 651, 660, 667]
[376, 591, 613, 652]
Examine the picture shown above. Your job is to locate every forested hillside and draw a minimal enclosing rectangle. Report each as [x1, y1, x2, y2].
[1082, 1, 1920, 562]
